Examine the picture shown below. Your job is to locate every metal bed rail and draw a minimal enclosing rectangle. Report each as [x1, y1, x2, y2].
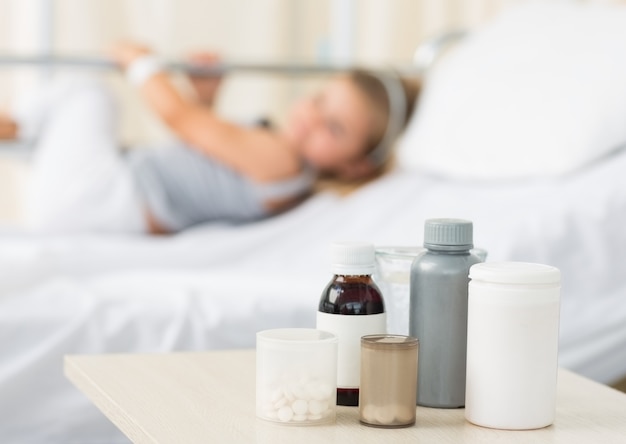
[0, 28, 468, 78]
[0, 55, 423, 78]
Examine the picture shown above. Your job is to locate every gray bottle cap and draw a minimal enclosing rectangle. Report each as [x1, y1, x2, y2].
[424, 218, 473, 250]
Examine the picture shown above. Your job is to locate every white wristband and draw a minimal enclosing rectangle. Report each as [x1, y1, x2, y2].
[126, 55, 164, 86]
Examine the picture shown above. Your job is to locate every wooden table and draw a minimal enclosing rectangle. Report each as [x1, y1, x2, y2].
[64, 350, 626, 443]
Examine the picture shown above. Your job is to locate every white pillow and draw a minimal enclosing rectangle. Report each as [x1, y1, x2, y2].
[398, 2, 626, 180]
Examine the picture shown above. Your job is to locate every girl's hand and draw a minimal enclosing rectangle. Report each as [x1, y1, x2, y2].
[187, 51, 223, 106]
[110, 41, 153, 69]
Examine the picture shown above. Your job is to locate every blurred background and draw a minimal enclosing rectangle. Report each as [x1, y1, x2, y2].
[0, 0, 624, 223]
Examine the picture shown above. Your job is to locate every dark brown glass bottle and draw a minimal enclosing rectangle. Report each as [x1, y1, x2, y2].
[316, 242, 386, 407]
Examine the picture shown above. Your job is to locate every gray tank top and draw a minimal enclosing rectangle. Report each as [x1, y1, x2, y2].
[128, 143, 314, 232]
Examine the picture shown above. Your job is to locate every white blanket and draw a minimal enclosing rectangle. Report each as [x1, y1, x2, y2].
[2, 150, 626, 442]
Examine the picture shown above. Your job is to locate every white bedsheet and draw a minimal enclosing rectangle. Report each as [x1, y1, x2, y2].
[1, 149, 626, 443]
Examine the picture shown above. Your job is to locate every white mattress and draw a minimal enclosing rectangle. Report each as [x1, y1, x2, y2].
[2, 149, 626, 443]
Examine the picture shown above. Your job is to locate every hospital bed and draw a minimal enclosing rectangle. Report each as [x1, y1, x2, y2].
[1, 3, 626, 443]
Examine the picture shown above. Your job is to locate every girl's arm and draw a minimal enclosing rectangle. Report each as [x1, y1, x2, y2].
[111, 42, 299, 182]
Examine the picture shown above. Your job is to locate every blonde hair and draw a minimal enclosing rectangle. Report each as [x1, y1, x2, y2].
[313, 71, 421, 195]
[349, 70, 420, 159]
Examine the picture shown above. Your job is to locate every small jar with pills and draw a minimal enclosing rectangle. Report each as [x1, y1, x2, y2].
[359, 334, 419, 428]
[256, 328, 338, 425]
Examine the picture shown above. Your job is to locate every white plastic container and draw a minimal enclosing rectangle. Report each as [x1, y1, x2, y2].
[465, 262, 561, 430]
[256, 328, 338, 425]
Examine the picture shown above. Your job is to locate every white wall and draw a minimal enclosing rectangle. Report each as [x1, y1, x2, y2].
[1, 0, 625, 222]
[0, 0, 503, 132]
[5, 0, 621, 133]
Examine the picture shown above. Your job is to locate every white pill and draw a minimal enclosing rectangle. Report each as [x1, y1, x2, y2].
[394, 405, 415, 424]
[310, 382, 333, 401]
[282, 387, 295, 402]
[360, 404, 376, 422]
[374, 406, 395, 425]
[305, 381, 320, 400]
[263, 409, 278, 420]
[307, 399, 328, 415]
[273, 397, 287, 409]
[292, 399, 308, 415]
[291, 384, 309, 400]
[269, 388, 283, 403]
[277, 406, 294, 422]
[293, 414, 308, 422]
[307, 414, 322, 421]
[323, 382, 334, 394]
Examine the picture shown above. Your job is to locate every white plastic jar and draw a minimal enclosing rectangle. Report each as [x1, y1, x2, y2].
[465, 262, 561, 430]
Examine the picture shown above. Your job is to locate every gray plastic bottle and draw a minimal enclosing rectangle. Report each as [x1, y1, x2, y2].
[409, 218, 483, 408]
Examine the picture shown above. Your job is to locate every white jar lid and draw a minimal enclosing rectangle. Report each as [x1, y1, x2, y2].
[469, 261, 560, 285]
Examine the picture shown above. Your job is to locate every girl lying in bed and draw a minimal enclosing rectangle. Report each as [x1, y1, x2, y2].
[0, 42, 418, 234]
